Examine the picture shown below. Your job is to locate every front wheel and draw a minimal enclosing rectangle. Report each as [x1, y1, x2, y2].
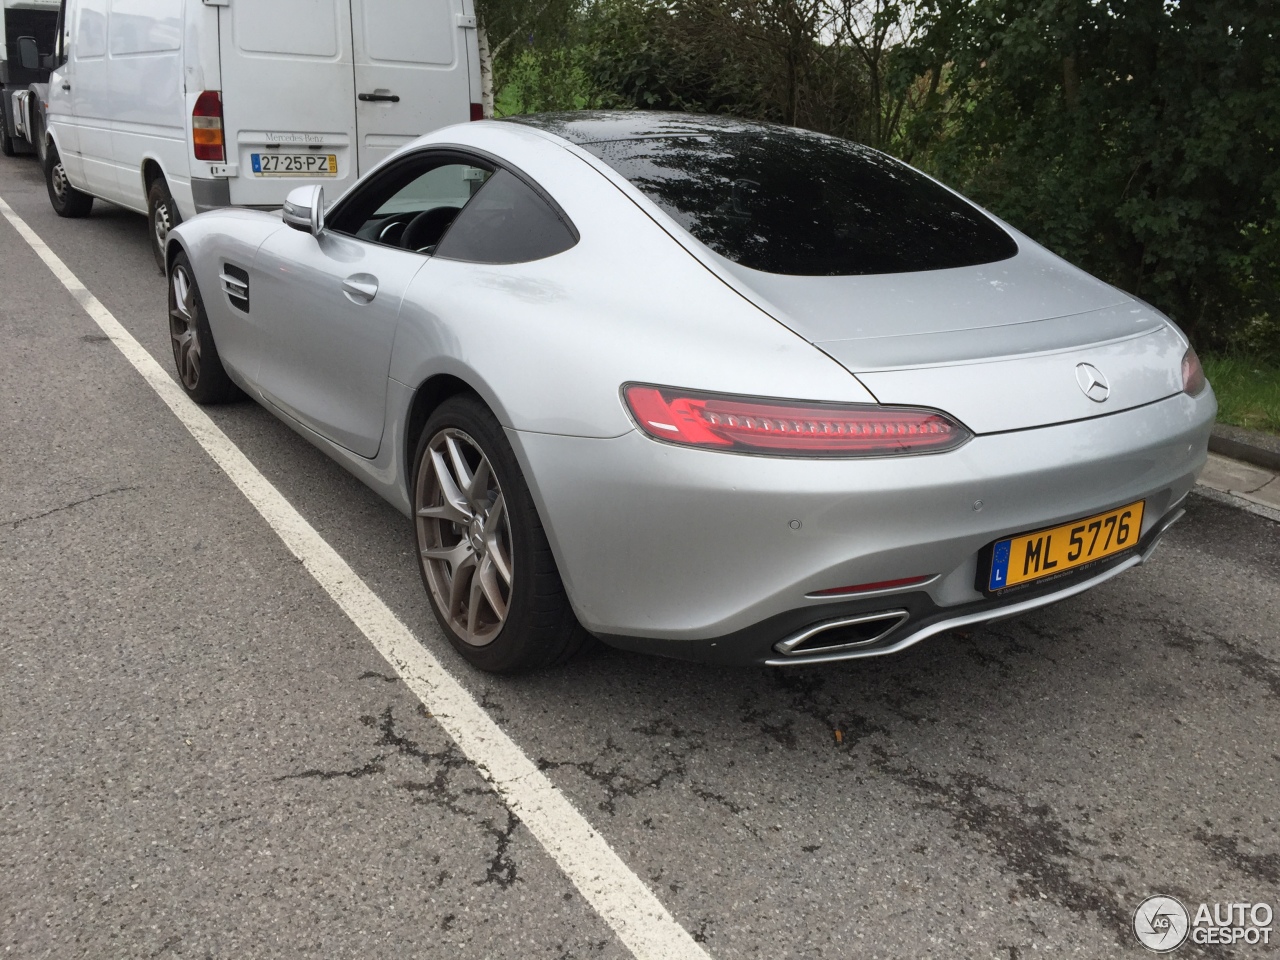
[168, 252, 240, 404]
[413, 396, 590, 673]
[45, 143, 93, 217]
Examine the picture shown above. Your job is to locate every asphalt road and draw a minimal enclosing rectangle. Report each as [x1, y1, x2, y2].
[2, 154, 1277, 960]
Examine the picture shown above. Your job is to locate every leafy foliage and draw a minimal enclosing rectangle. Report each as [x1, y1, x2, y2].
[480, 0, 1279, 353]
[905, 0, 1280, 352]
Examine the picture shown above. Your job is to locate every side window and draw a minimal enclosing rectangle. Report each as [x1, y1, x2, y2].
[328, 158, 492, 252]
[434, 169, 577, 265]
[76, 0, 107, 58]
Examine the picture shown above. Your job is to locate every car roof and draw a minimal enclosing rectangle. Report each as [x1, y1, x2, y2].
[503, 111, 779, 145]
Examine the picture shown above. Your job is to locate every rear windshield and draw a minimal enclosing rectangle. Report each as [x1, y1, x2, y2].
[584, 132, 1017, 276]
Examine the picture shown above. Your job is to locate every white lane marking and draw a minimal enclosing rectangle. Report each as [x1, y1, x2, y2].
[0, 197, 712, 960]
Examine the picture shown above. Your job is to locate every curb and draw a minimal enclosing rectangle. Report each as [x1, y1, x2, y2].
[1209, 425, 1280, 473]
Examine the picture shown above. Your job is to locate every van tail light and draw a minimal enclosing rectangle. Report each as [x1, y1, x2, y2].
[470, 102, 484, 121]
[192, 90, 225, 162]
[623, 384, 971, 457]
[1181, 346, 1206, 396]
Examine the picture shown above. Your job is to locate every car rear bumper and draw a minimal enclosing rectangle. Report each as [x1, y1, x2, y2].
[510, 389, 1214, 663]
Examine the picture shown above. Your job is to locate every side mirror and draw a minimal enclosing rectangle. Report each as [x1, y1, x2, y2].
[17, 36, 39, 71]
[40, 53, 57, 70]
[282, 184, 324, 236]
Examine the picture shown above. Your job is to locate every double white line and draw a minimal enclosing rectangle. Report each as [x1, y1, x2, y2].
[0, 196, 712, 960]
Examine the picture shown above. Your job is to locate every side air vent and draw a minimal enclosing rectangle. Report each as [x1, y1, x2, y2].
[774, 610, 909, 657]
[221, 264, 250, 313]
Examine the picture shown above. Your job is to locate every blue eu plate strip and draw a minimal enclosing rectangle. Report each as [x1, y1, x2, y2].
[250, 154, 262, 173]
[988, 539, 1011, 591]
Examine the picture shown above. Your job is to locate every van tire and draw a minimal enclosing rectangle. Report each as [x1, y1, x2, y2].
[148, 178, 181, 274]
[45, 144, 93, 218]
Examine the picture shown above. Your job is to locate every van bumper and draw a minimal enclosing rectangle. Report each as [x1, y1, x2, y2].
[191, 177, 230, 214]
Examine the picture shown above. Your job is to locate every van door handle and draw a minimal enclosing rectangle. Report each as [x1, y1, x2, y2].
[341, 274, 378, 304]
[61, 82, 70, 90]
[358, 92, 399, 103]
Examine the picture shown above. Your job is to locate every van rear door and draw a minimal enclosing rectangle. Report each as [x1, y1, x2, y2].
[350, 0, 475, 172]
[217, 0, 359, 207]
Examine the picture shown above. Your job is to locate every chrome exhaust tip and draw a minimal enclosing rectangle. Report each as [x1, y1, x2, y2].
[773, 610, 909, 658]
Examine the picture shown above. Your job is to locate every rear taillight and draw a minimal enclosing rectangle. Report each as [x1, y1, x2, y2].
[192, 90, 225, 162]
[1182, 346, 1206, 396]
[623, 384, 970, 457]
[470, 102, 484, 121]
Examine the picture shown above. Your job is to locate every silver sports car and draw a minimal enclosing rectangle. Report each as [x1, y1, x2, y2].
[165, 112, 1215, 673]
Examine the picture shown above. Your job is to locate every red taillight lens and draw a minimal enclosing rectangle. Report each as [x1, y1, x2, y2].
[470, 102, 485, 121]
[192, 90, 224, 162]
[1182, 346, 1206, 396]
[623, 384, 970, 457]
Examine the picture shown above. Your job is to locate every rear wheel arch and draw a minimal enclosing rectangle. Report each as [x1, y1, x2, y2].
[142, 158, 164, 193]
[405, 374, 479, 490]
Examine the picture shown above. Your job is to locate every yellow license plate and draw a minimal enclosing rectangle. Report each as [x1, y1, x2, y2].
[987, 500, 1145, 591]
[250, 153, 337, 176]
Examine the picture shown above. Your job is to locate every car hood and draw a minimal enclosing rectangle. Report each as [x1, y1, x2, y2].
[709, 240, 1186, 434]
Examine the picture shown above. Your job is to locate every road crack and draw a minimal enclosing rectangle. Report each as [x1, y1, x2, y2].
[8, 484, 140, 529]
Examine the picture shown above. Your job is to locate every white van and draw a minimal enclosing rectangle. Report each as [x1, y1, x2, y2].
[43, 0, 481, 268]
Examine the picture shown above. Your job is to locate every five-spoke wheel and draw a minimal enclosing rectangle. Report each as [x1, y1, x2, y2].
[165, 252, 240, 404]
[169, 262, 203, 390]
[416, 428, 514, 647]
[412, 396, 589, 673]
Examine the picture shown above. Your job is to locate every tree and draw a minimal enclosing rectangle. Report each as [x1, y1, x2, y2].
[905, 0, 1280, 351]
[474, 0, 584, 115]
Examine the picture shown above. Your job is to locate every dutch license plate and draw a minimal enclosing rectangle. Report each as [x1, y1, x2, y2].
[250, 153, 337, 176]
[987, 500, 1145, 592]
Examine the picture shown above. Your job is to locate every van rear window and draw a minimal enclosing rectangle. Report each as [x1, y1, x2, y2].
[584, 131, 1018, 276]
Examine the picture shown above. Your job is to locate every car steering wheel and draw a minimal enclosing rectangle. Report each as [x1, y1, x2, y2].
[401, 206, 462, 253]
[375, 213, 416, 246]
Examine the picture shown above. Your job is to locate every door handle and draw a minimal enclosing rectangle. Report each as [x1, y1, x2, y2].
[61, 82, 70, 90]
[342, 274, 378, 304]
[358, 92, 399, 103]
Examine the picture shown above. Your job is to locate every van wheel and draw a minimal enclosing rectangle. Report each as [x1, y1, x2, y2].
[45, 144, 92, 218]
[148, 178, 181, 274]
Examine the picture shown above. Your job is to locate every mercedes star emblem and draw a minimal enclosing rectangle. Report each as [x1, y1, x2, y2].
[1076, 362, 1110, 402]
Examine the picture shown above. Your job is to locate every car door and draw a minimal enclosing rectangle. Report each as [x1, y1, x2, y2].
[67, 0, 115, 197]
[349, 0, 475, 173]
[250, 153, 490, 458]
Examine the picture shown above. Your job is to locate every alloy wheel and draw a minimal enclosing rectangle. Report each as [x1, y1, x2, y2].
[168, 264, 201, 389]
[416, 428, 513, 647]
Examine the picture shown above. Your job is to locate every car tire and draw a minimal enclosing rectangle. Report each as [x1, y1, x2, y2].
[168, 251, 241, 404]
[45, 143, 93, 218]
[148, 177, 181, 274]
[413, 395, 591, 673]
